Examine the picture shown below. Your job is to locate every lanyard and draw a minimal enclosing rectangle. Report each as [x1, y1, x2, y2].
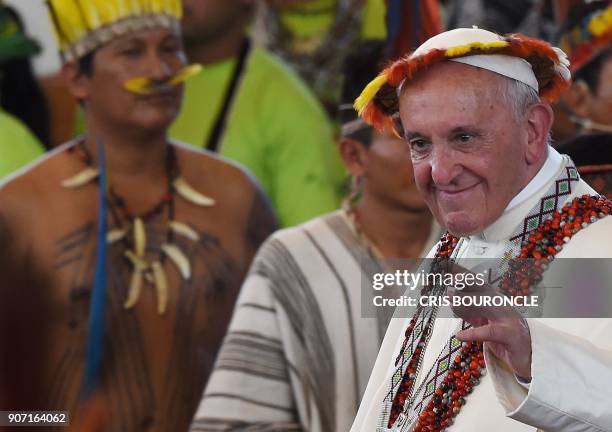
[205, 37, 251, 152]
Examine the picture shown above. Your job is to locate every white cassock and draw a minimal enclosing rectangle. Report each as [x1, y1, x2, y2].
[351, 147, 612, 432]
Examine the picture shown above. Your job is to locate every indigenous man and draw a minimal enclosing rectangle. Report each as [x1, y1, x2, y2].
[170, 0, 344, 227]
[351, 28, 612, 431]
[0, 1, 276, 431]
[255, 0, 441, 114]
[190, 40, 439, 432]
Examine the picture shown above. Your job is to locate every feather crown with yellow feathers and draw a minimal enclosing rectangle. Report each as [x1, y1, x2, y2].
[46, 0, 182, 62]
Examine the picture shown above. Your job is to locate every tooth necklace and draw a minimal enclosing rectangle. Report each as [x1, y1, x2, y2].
[62, 141, 216, 315]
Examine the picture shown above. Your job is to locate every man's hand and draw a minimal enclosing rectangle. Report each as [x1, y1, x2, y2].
[447, 262, 533, 379]
[457, 318, 532, 380]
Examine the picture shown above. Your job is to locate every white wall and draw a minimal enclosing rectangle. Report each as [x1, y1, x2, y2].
[5, 0, 61, 76]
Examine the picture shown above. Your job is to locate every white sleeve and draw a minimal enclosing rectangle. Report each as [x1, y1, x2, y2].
[487, 319, 612, 432]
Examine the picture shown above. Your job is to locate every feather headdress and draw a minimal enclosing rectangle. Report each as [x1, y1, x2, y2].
[46, 0, 182, 61]
[559, 2, 612, 73]
[354, 28, 572, 131]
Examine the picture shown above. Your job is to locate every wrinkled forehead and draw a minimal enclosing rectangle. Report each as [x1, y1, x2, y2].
[396, 62, 516, 133]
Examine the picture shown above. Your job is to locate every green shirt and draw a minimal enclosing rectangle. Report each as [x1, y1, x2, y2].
[0, 109, 44, 180]
[170, 47, 345, 227]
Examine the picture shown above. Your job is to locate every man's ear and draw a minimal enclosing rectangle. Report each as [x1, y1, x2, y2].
[525, 102, 553, 165]
[339, 137, 367, 178]
[60, 61, 89, 101]
[563, 80, 591, 118]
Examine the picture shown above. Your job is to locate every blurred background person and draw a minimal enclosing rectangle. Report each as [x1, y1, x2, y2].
[555, 1, 611, 198]
[0, 1, 50, 147]
[554, 1, 612, 140]
[445, 0, 559, 41]
[190, 39, 439, 432]
[255, 0, 441, 116]
[170, 0, 345, 227]
[254, 0, 386, 115]
[0, 1, 45, 179]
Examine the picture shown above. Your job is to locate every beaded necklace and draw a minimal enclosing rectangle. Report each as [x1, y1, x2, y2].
[62, 141, 216, 315]
[388, 194, 611, 431]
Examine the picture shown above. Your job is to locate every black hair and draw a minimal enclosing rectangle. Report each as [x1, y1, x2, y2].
[71, 50, 97, 108]
[0, 6, 51, 149]
[77, 50, 96, 77]
[340, 40, 389, 146]
[557, 132, 612, 166]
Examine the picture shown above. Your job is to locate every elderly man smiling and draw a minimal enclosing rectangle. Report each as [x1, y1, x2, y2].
[351, 28, 612, 432]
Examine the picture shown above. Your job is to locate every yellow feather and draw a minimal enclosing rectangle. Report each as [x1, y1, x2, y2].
[165, 0, 174, 16]
[168, 64, 203, 85]
[141, 0, 151, 14]
[51, 0, 81, 47]
[123, 64, 202, 95]
[444, 45, 471, 57]
[353, 73, 388, 115]
[116, 0, 129, 17]
[151, 0, 164, 14]
[123, 76, 154, 95]
[95, 0, 118, 26]
[130, 0, 142, 14]
[77, 0, 99, 29]
[171, 0, 182, 17]
[588, 7, 612, 37]
[445, 40, 509, 58]
[47, 18, 64, 48]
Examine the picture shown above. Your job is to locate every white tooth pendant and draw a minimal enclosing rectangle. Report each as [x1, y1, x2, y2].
[152, 262, 169, 315]
[107, 229, 126, 244]
[161, 243, 191, 279]
[61, 167, 100, 188]
[169, 221, 200, 242]
[133, 218, 146, 257]
[123, 250, 148, 310]
[124, 269, 143, 309]
[173, 177, 215, 207]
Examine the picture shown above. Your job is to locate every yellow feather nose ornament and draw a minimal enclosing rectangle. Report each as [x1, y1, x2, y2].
[123, 64, 203, 95]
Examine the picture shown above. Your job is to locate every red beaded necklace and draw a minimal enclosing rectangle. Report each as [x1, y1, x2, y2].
[70, 141, 179, 221]
[499, 194, 611, 297]
[388, 194, 611, 431]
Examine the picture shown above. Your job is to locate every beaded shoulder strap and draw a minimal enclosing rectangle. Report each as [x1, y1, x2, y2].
[382, 195, 611, 432]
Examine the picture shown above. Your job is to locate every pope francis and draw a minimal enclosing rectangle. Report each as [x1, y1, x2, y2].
[351, 28, 612, 432]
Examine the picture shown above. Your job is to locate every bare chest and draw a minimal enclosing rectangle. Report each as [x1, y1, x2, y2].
[28, 210, 247, 431]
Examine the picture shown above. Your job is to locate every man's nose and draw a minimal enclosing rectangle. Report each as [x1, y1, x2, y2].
[430, 145, 460, 186]
[148, 54, 173, 82]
